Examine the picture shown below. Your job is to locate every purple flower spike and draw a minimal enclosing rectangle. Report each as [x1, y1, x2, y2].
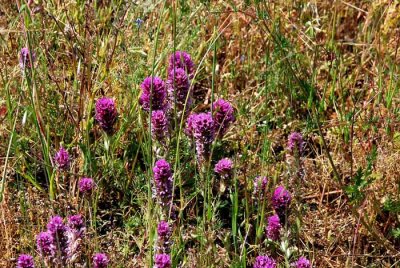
[54, 146, 70, 171]
[157, 220, 171, 239]
[168, 51, 195, 77]
[139, 76, 167, 112]
[253, 255, 276, 268]
[266, 214, 281, 241]
[153, 159, 173, 207]
[47, 216, 68, 256]
[288, 132, 304, 156]
[67, 214, 85, 231]
[154, 253, 171, 268]
[167, 67, 192, 112]
[36, 231, 55, 257]
[271, 186, 292, 221]
[151, 110, 169, 143]
[92, 253, 109, 268]
[17, 254, 35, 268]
[95, 97, 118, 134]
[212, 99, 235, 138]
[192, 112, 215, 163]
[184, 113, 197, 137]
[291, 257, 311, 268]
[253, 176, 268, 197]
[66, 215, 85, 262]
[79, 177, 95, 194]
[214, 158, 233, 178]
[19, 47, 36, 69]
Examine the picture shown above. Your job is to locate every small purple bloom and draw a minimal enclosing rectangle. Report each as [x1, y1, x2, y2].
[47, 216, 68, 256]
[184, 113, 197, 137]
[271, 186, 292, 221]
[253, 176, 268, 196]
[253, 255, 276, 268]
[288, 132, 304, 156]
[266, 214, 281, 241]
[17, 254, 35, 268]
[154, 253, 171, 268]
[214, 158, 233, 178]
[153, 159, 173, 206]
[54, 146, 70, 170]
[192, 112, 215, 163]
[151, 110, 169, 143]
[79, 177, 95, 194]
[135, 18, 144, 28]
[36, 231, 55, 257]
[66, 215, 85, 262]
[67, 214, 85, 231]
[167, 67, 192, 112]
[291, 257, 311, 268]
[19, 47, 36, 69]
[139, 76, 167, 112]
[92, 253, 109, 268]
[212, 99, 235, 138]
[157, 220, 171, 239]
[168, 51, 195, 77]
[95, 97, 118, 134]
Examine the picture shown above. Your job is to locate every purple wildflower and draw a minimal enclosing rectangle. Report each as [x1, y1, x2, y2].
[192, 112, 215, 163]
[54, 146, 70, 171]
[168, 51, 195, 77]
[157, 221, 171, 239]
[66, 215, 85, 263]
[154, 253, 171, 268]
[253, 176, 268, 197]
[214, 158, 233, 178]
[36, 231, 55, 257]
[19, 47, 36, 69]
[291, 257, 311, 268]
[139, 76, 167, 112]
[95, 97, 118, 134]
[153, 159, 173, 206]
[17, 254, 35, 268]
[167, 67, 192, 112]
[288, 132, 304, 156]
[151, 110, 169, 143]
[92, 253, 109, 268]
[78, 177, 95, 194]
[184, 113, 197, 137]
[67, 215, 84, 231]
[271, 186, 292, 221]
[212, 99, 235, 138]
[47, 216, 68, 257]
[266, 214, 281, 241]
[253, 255, 276, 268]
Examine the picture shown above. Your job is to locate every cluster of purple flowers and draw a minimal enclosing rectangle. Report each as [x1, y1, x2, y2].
[93, 253, 110, 268]
[156, 220, 172, 262]
[79, 177, 95, 195]
[291, 257, 311, 268]
[253, 255, 276, 268]
[185, 100, 234, 164]
[95, 97, 118, 134]
[213, 99, 235, 138]
[20, 214, 109, 267]
[266, 214, 281, 241]
[271, 185, 292, 222]
[54, 146, 70, 171]
[17, 254, 35, 268]
[287, 132, 304, 156]
[153, 159, 173, 207]
[154, 253, 171, 268]
[139, 76, 168, 112]
[151, 110, 169, 143]
[214, 158, 233, 178]
[167, 67, 191, 113]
